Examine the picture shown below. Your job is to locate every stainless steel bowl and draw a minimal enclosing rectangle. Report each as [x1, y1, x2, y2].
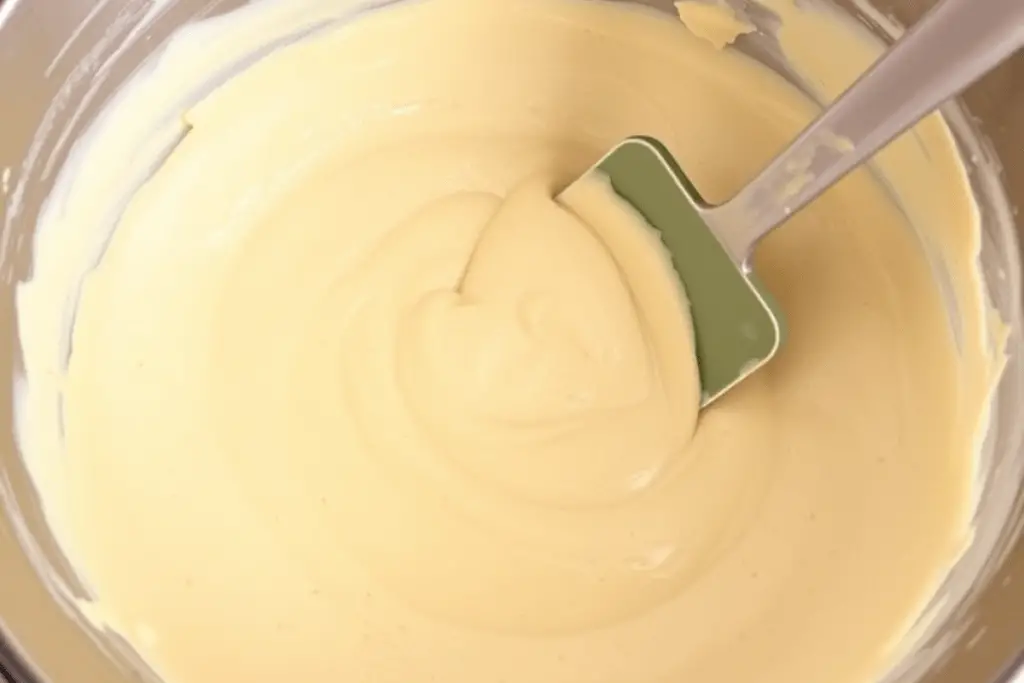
[1, 1, 1021, 682]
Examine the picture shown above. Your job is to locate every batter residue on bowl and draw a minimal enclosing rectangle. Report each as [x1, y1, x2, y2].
[14, 0, 1003, 682]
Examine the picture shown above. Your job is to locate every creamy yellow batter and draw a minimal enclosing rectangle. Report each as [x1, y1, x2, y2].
[14, 0, 1004, 683]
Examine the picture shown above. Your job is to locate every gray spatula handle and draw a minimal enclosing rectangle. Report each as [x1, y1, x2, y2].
[702, 0, 1024, 268]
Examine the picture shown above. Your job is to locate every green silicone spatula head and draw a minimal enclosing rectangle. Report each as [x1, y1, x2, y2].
[580, 136, 784, 407]
[562, 0, 1023, 406]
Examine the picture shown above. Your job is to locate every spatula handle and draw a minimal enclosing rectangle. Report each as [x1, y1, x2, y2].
[703, 0, 1024, 267]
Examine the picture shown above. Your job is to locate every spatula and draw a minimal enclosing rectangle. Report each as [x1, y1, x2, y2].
[561, 0, 1023, 407]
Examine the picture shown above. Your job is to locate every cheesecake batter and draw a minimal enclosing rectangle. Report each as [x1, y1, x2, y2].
[14, 1, 1004, 683]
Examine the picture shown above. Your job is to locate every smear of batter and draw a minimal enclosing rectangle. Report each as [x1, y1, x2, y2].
[14, 1, 1001, 683]
[675, 1, 755, 49]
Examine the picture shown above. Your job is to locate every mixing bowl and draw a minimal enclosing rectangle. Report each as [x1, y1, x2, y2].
[0, 0, 1022, 682]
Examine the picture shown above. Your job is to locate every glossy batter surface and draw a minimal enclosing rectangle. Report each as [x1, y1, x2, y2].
[15, 1, 1001, 683]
